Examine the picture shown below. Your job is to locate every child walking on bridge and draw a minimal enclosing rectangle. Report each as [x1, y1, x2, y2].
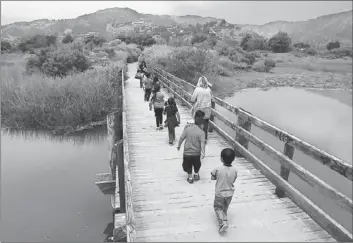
[164, 97, 180, 145]
[144, 73, 153, 101]
[149, 83, 165, 130]
[211, 148, 238, 233]
[177, 110, 206, 184]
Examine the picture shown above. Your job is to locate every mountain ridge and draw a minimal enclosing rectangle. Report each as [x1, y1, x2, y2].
[1, 7, 352, 47]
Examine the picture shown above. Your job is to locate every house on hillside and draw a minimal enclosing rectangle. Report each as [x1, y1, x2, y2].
[132, 21, 145, 27]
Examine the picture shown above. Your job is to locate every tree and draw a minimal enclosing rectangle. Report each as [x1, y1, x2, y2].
[84, 35, 106, 47]
[293, 42, 310, 49]
[268, 31, 291, 53]
[17, 34, 57, 52]
[240, 33, 252, 48]
[62, 34, 74, 44]
[1, 40, 12, 52]
[191, 33, 208, 45]
[326, 41, 340, 50]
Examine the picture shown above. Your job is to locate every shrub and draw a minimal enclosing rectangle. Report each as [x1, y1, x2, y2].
[26, 47, 91, 77]
[84, 35, 106, 47]
[144, 45, 218, 85]
[116, 33, 156, 47]
[304, 48, 317, 56]
[264, 58, 276, 68]
[217, 65, 233, 77]
[268, 31, 291, 53]
[327, 41, 340, 51]
[191, 33, 208, 45]
[329, 47, 352, 58]
[1, 40, 12, 53]
[168, 36, 190, 47]
[240, 33, 252, 48]
[115, 50, 129, 62]
[108, 39, 122, 47]
[214, 42, 245, 63]
[253, 59, 275, 72]
[104, 48, 116, 59]
[142, 44, 175, 68]
[293, 42, 310, 49]
[62, 34, 74, 44]
[25, 54, 42, 74]
[18, 34, 57, 52]
[242, 36, 268, 51]
[241, 52, 257, 65]
[233, 62, 249, 70]
[218, 57, 235, 70]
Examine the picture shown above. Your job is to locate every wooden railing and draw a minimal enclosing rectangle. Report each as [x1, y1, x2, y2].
[153, 67, 353, 242]
[111, 68, 135, 242]
[94, 68, 135, 242]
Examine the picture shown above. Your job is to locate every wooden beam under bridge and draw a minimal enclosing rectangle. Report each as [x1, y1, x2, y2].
[95, 139, 124, 197]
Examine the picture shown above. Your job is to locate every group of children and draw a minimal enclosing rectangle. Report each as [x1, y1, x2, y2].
[137, 68, 238, 234]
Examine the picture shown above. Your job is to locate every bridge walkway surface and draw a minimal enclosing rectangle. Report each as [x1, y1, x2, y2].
[123, 64, 335, 242]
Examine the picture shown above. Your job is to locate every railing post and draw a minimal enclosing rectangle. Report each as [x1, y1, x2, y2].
[117, 141, 126, 213]
[209, 100, 215, 132]
[275, 143, 295, 198]
[234, 110, 252, 157]
[107, 113, 119, 181]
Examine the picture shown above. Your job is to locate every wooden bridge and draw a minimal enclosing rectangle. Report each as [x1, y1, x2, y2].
[96, 63, 352, 242]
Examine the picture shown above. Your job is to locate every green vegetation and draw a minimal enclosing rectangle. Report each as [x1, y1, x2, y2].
[115, 33, 156, 47]
[1, 32, 142, 132]
[1, 17, 351, 131]
[141, 20, 351, 97]
[2, 60, 125, 131]
[1, 40, 12, 53]
[62, 34, 74, 44]
[327, 41, 340, 50]
[18, 34, 57, 52]
[268, 31, 292, 53]
[26, 46, 91, 77]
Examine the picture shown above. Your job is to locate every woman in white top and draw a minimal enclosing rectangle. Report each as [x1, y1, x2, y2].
[191, 76, 212, 141]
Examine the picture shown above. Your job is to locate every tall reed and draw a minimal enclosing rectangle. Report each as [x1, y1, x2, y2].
[1, 60, 126, 130]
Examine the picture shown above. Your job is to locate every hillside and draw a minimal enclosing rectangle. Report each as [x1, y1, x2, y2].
[0, 7, 224, 40]
[1, 7, 352, 47]
[241, 10, 352, 47]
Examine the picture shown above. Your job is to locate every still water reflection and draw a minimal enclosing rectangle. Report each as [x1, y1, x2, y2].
[0, 126, 113, 242]
[214, 87, 352, 232]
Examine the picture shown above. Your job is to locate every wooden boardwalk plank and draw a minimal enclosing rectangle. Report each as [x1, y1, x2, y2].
[122, 64, 336, 242]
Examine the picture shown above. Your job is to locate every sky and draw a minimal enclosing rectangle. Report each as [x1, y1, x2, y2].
[1, 1, 352, 25]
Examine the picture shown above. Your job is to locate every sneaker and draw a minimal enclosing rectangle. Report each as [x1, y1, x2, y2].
[194, 173, 200, 181]
[159, 125, 163, 130]
[219, 223, 228, 233]
[169, 141, 173, 145]
[187, 177, 193, 184]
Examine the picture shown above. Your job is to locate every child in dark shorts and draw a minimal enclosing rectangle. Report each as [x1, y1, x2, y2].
[149, 83, 165, 130]
[177, 110, 206, 184]
[211, 148, 238, 233]
[164, 97, 180, 145]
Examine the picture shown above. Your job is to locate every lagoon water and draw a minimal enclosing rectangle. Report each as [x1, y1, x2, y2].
[0, 86, 351, 240]
[0, 127, 113, 242]
[214, 87, 352, 232]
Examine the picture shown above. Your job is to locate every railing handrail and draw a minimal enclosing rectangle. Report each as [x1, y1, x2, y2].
[154, 67, 353, 182]
[153, 67, 353, 242]
[154, 67, 352, 208]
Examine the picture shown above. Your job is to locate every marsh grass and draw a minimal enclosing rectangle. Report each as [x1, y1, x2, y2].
[1, 59, 126, 131]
